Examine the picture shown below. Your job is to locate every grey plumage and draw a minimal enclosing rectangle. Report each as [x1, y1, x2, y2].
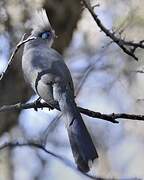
[22, 9, 98, 172]
[32, 9, 51, 30]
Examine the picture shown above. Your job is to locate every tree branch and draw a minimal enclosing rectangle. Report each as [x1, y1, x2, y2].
[0, 141, 98, 180]
[1, 101, 144, 124]
[82, 0, 144, 61]
[0, 141, 140, 180]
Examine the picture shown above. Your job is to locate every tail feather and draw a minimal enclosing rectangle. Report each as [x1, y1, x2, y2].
[59, 91, 98, 172]
[67, 117, 98, 172]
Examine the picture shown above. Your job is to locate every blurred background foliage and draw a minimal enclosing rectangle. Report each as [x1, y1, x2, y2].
[0, 0, 144, 179]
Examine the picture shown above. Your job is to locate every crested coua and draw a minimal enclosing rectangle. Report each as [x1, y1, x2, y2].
[22, 9, 98, 172]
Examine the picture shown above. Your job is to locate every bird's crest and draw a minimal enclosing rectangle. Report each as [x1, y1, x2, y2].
[31, 9, 52, 33]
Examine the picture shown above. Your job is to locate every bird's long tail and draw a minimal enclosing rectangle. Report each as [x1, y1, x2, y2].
[59, 91, 98, 172]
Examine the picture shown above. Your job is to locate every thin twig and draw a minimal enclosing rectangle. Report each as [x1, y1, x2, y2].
[0, 34, 36, 80]
[132, 70, 144, 74]
[82, 0, 144, 61]
[41, 113, 62, 145]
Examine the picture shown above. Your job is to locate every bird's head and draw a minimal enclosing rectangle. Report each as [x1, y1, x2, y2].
[30, 9, 55, 47]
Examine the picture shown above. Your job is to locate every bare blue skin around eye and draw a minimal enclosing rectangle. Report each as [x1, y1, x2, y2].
[41, 31, 51, 39]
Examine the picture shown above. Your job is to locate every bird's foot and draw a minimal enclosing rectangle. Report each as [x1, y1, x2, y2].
[34, 97, 42, 111]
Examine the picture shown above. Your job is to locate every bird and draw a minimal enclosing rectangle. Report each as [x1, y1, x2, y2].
[22, 9, 98, 172]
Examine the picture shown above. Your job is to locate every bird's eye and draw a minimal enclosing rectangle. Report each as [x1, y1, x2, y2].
[39, 31, 51, 39]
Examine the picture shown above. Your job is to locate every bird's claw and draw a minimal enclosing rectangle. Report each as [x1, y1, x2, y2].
[34, 97, 42, 111]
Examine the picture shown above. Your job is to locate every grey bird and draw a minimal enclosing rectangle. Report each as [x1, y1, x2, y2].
[22, 9, 98, 172]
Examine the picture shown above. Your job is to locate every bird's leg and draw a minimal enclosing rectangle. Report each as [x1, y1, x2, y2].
[34, 97, 42, 111]
[33, 97, 57, 111]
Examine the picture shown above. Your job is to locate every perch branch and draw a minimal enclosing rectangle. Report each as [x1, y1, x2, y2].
[1, 101, 144, 124]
